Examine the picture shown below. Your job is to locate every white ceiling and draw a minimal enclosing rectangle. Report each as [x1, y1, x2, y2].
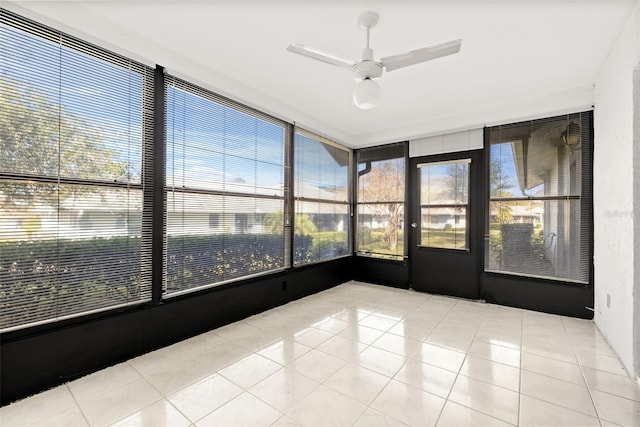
[5, 0, 638, 148]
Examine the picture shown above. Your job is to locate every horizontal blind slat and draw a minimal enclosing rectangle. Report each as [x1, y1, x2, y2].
[293, 131, 351, 265]
[0, 9, 153, 332]
[486, 112, 591, 283]
[164, 73, 287, 296]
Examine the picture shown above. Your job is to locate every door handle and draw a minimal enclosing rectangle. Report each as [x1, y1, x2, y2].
[411, 223, 418, 228]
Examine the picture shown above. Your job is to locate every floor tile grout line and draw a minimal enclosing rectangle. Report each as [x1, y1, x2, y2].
[575, 362, 608, 426]
[123, 360, 196, 426]
[437, 298, 475, 426]
[224, 382, 288, 425]
[439, 399, 521, 427]
[358, 378, 416, 427]
[283, 324, 365, 426]
[193, 345, 302, 424]
[518, 307, 523, 427]
[516, 317, 607, 422]
[561, 316, 606, 426]
[70, 364, 167, 427]
[300, 289, 426, 425]
[129, 361, 200, 403]
[4, 383, 86, 427]
[65, 383, 92, 427]
[520, 363, 590, 387]
[579, 371, 640, 403]
[433, 300, 517, 427]
[247, 366, 321, 419]
[107, 396, 178, 427]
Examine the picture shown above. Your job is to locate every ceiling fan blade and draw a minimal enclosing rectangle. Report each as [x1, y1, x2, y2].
[286, 44, 355, 70]
[381, 39, 462, 72]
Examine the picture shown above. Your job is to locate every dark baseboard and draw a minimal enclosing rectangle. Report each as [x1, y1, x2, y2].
[481, 272, 594, 319]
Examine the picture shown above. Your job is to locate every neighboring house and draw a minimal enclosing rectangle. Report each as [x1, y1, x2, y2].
[0, 180, 348, 241]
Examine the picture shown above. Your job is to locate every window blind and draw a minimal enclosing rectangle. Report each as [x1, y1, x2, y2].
[0, 9, 153, 331]
[293, 129, 350, 265]
[164, 75, 287, 296]
[485, 112, 592, 283]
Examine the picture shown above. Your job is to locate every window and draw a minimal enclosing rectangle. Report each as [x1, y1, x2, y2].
[293, 130, 350, 264]
[0, 10, 153, 331]
[485, 113, 592, 283]
[418, 159, 470, 249]
[165, 76, 287, 295]
[356, 143, 406, 259]
[208, 213, 220, 229]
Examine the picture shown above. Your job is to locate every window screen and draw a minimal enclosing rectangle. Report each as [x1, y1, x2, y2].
[165, 76, 287, 295]
[293, 130, 350, 265]
[485, 113, 592, 283]
[356, 143, 406, 260]
[0, 10, 153, 331]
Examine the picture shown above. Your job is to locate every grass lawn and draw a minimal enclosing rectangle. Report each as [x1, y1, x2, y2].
[420, 229, 466, 249]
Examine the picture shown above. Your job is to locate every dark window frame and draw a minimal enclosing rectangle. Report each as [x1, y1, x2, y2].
[417, 158, 471, 251]
[484, 112, 594, 285]
[163, 74, 290, 297]
[355, 142, 408, 261]
[292, 128, 352, 266]
[0, 9, 155, 332]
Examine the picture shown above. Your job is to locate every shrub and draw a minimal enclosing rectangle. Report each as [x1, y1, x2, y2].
[0, 237, 143, 329]
[166, 233, 286, 292]
[294, 231, 347, 264]
[0, 233, 290, 329]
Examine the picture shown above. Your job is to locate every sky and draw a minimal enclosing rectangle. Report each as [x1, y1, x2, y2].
[491, 142, 523, 197]
[1, 25, 144, 180]
[2, 23, 349, 198]
[166, 85, 286, 194]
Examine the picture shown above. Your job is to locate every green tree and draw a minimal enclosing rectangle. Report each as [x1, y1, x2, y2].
[444, 162, 468, 202]
[443, 163, 469, 226]
[490, 159, 514, 223]
[359, 159, 404, 252]
[490, 158, 514, 198]
[0, 76, 132, 211]
[264, 211, 318, 235]
[263, 211, 284, 234]
[294, 214, 318, 235]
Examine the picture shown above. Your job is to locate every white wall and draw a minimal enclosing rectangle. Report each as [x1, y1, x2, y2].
[593, 0, 640, 379]
[634, 65, 640, 380]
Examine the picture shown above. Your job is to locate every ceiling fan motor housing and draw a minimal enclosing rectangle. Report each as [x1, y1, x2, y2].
[353, 60, 383, 81]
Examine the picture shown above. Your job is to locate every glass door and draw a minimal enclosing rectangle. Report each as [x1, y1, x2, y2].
[409, 150, 483, 298]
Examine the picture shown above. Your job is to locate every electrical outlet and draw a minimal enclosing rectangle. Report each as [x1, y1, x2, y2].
[606, 294, 610, 308]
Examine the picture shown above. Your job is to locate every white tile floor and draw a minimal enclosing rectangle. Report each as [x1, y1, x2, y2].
[2, 281, 640, 427]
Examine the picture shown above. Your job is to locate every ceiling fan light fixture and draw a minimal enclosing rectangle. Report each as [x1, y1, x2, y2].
[353, 78, 380, 110]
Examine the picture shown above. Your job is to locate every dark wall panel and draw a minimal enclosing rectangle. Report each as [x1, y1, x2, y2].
[481, 273, 594, 319]
[352, 257, 409, 289]
[0, 257, 352, 405]
[412, 247, 480, 299]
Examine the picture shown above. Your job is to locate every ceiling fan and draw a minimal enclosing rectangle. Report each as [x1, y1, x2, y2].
[287, 11, 462, 110]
